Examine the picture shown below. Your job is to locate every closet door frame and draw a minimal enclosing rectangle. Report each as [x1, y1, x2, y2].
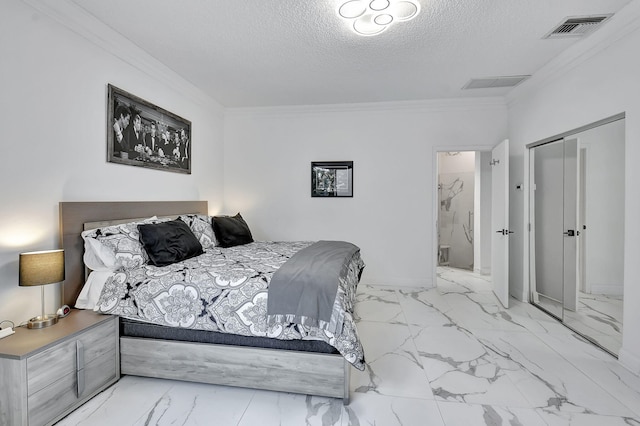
[523, 113, 625, 357]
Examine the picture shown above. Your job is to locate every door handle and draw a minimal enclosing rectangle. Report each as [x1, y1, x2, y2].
[564, 230, 575, 236]
[495, 229, 514, 235]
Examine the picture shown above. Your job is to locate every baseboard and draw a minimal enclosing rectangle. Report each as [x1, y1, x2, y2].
[360, 277, 433, 289]
[589, 284, 624, 296]
[618, 348, 640, 376]
[510, 290, 528, 303]
[473, 267, 491, 275]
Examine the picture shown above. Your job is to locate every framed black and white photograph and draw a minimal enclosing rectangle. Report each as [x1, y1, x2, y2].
[311, 161, 353, 197]
[107, 84, 192, 174]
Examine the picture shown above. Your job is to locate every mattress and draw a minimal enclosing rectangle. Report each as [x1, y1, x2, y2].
[120, 317, 339, 353]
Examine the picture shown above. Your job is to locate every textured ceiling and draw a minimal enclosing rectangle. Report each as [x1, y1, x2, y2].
[66, 0, 633, 107]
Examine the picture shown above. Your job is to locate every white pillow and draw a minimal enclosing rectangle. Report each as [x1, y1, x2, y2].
[82, 236, 118, 271]
[75, 270, 112, 310]
[81, 216, 165, 271]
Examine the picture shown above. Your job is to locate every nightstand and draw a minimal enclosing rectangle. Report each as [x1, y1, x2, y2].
[0, 310, 120, 426]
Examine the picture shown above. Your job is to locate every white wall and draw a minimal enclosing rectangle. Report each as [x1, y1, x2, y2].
[507, 1, 640, 372]
[224, 101, 507, 287]
[0, 0, 224, 326]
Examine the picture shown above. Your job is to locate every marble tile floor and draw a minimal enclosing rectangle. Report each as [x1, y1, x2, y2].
[57, 267, 640, 426]
[563, 291, 623, 355]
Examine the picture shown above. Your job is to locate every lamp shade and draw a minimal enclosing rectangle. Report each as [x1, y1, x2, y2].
[19, 249, 65, 286]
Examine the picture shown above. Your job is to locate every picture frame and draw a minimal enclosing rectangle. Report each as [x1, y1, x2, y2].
[107, 84, 192, 174]
[311, 161, 353, 197]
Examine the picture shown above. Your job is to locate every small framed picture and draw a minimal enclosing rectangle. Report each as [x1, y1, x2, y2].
[107, 84, 192, 174]
[311, 161, 353, 197]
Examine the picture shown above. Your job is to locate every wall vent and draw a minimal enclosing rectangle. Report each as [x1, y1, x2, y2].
[543, 15, 612, 39]
[462, 75, 531, 90]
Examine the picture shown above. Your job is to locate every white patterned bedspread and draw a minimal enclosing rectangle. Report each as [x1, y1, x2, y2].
[95, 241, 365, 370]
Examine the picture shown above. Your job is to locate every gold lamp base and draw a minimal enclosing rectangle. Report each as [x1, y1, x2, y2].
[27, 314, 58, 329]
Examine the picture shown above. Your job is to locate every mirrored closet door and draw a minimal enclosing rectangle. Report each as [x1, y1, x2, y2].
[529, 116, 625, 356]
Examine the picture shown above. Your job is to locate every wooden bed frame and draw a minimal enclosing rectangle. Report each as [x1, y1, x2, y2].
[59, 201, 350, 403]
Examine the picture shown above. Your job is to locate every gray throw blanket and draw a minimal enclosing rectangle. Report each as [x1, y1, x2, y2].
[266, 240, 360, 334]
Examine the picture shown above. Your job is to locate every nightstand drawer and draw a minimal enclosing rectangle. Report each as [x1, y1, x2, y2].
[28, 371, 77, 426]
[84, 348, 118, 397]
[81, 317, 117, 362]
[27, 339, 76, 396]
[26, 319, 117, 396]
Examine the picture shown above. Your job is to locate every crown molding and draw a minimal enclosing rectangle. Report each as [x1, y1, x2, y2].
[507, 0, 640, 106]
[21, 0, 223, 115]
[225, 96, 507, 118]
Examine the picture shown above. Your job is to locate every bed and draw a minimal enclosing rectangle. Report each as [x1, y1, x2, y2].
[59, 201, 364, 403]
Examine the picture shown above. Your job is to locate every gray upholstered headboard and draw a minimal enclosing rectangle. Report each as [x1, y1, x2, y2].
[59, 201, 209, 307]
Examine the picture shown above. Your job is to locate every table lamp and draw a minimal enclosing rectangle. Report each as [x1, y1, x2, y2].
[19, 249, 65, 329]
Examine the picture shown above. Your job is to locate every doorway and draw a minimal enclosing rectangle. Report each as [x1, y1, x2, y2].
[528, 115, 625, 356]
[434, 142, 509, 308]
[437, 151, 476, 271]
[436, 150, 492, 276]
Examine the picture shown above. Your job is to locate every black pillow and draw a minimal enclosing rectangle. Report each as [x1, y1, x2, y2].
[138, 219, 204, 266]
[212, 213, 254, 248]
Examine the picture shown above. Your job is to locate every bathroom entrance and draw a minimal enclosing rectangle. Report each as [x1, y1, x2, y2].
[436, 151, 492, 275]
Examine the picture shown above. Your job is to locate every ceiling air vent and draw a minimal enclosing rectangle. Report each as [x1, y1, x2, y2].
[462, 75, 531, 90]
[543, 15, 612, 39]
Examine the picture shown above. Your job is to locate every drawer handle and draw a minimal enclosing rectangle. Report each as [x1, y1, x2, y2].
[76, 341, 85, 396]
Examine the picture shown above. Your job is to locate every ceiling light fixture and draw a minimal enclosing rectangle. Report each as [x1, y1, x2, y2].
[338, 0, 420, 36]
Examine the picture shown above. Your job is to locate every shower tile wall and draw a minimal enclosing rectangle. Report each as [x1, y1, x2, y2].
[438, 152, 475, 270]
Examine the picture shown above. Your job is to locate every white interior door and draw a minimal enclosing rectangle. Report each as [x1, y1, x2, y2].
[491, 139, 510, 308]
